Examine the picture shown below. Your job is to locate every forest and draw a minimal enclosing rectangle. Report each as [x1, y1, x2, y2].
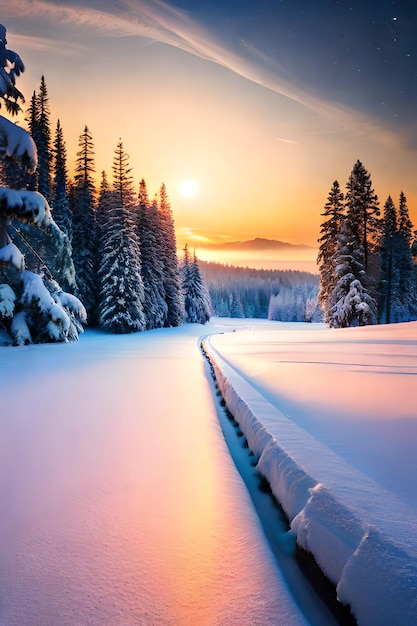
[201, 262, 320, 322]
[318, 163, 417, 327]
[0, 28, 210, 345]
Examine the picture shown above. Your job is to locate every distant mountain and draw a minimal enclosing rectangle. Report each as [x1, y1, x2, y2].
[202, 237, 315, 252]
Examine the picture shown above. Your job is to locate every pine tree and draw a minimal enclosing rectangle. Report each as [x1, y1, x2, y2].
[71, 125, 97, 318]
[51, 119, 72, 240]
[181, 244, 211, 324]
[96, 170, 110, 238]
[34, 76, 52, 201]
[378, 193, 417, 324]
[97, 141, 145, 333]
[396, 233, 417, 322]
[137, 179, 167, 329]
[24, 91, 39, 191]
[317, 180, 345, 322]
[345, 160, 380, 273]
[0, 24, 85, 344]
[329, 218, 377, 327]
[157, 183, 184, 326]
[378, 196, 399, 324]
[398, 191, 413, 246]
[396, 192, 417, 321]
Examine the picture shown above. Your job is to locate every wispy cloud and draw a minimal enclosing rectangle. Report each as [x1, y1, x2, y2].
[5, 0, 402, 148]
[275, 137, 298, 145]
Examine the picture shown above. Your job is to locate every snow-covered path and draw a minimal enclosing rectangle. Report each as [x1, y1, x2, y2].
[0, 324, 333, 625]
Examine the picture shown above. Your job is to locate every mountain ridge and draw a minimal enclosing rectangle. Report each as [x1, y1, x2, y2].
[199, 237, 315, 251]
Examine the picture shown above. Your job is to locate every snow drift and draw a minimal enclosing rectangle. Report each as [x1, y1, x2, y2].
[204, 330, 417, 626]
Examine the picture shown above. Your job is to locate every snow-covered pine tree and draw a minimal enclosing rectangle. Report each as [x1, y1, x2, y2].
[0, 24, 86, 345]
[181, 244, 211, 324]
[345, 160, 380, 273]
[317, 180, 345, 323]
[97, 140, 145, 333]
[41, 118, 76, 294]
[157, 183, 184, 326]
[71, 125, 97, 318]
[329, 217, 377, 327]
[137, 178, 167, 329]
[229, 293, 245, 318]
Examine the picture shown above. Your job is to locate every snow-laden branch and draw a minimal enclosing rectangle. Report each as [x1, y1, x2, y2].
[0, 283, 16, 318]
[0, 187, 51, 229]
[0, 242, 24, 270]
[0, 114, 37, 171]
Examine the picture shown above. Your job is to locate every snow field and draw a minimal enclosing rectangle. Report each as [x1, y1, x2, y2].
[0, 325, 313, 625]
[204, 322, 417, 626]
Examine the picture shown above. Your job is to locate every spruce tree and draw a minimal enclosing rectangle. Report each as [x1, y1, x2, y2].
[97, 141, 145, 333]
[137, 179, 167, 329]
[34, 76, 52, 202]
[181, 244, 211, 324]
[96, 170, 110, 240]
[317, 180, 345, 323]
[378, 196, 399, 324]
[345, 160, 380, 273]
[51, 119, 72, 240]
[398, 191, 413, 246]
[157, 183, 184, 326]
[25, 91, 39, 191]
[377, 193, 417, 324]
[396, 192, 417, 321]
[329, 218, 377, 327]
[71, 125, 97, 318]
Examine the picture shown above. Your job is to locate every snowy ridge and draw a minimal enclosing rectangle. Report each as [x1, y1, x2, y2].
[203, 333, 417, 626]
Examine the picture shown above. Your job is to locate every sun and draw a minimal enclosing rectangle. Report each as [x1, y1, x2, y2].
[178, 178, 200, 198]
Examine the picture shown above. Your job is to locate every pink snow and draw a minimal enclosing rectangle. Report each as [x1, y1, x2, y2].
[207, 320, 417, 626]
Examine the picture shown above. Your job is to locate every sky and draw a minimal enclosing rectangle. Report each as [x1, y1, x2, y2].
[3, 0, 417, 258]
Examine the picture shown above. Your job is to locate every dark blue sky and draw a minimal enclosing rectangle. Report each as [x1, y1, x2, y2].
[171, 0, 417, 142]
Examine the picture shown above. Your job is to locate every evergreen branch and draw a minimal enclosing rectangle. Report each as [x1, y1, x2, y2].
[9, 224, 54, 280]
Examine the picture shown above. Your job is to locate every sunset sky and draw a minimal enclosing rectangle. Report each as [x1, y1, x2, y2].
[3, 0, 417, 257]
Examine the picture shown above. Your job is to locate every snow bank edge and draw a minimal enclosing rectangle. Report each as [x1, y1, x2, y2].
[202, 336, 417, 626]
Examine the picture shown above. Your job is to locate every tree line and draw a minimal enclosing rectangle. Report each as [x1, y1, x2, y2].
[0, 56, 210, 344]
[201, 261, 320, 322]
[318, 160, 417, 327]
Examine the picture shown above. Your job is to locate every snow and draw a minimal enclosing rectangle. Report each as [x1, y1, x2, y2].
[0, 187, 51, 228]
[0, 283, 16, 317]
[0, 241, 25, 269]
[0, 323, 319, 625]
[205, 320, 417, 626]
[2, 318, 416, 624]
[10, 309, 31, 345]
[21, 270, 55, 311]
[0, 114, 37, 172]
[55, 290, 87, 322]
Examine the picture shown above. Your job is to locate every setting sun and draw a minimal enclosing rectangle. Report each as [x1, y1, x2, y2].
[178, 179, 200, 198]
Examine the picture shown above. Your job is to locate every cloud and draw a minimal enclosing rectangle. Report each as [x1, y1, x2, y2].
[275, 137, 298, 145]
[5, 0, 403, 148]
